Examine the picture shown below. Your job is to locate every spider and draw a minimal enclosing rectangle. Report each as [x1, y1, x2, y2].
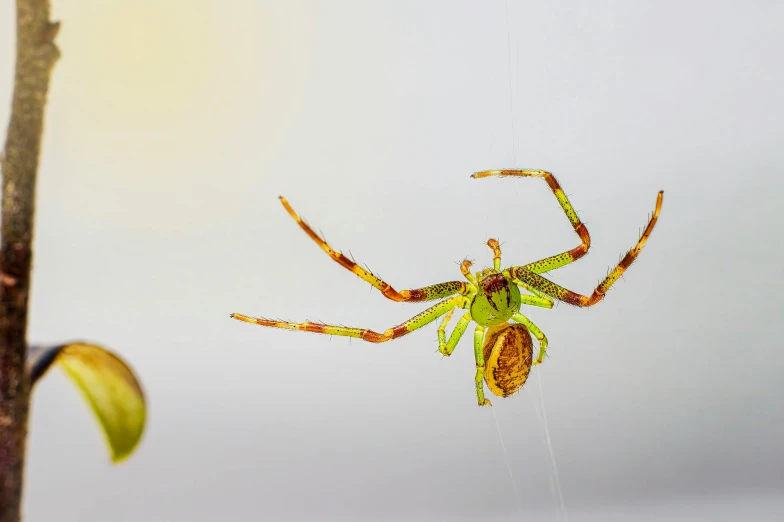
[231, 170, 664, 407]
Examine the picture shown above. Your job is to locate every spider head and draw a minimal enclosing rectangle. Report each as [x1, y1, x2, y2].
[470, 272, 522, 326]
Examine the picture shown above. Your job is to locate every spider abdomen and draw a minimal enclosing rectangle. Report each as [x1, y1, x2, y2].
[483, 323, 534, 398]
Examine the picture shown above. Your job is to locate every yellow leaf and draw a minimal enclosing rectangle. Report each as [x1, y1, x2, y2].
[29, 342, 146, 463]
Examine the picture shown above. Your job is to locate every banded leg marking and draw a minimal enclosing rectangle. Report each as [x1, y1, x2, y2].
[472, 169, 591, 273]
[231, 296, 462, 343]
[511, 278, 555, 307]
[509, 189, 663, 306]
[280, 196, 469, 301]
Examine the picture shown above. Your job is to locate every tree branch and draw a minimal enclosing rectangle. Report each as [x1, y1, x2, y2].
[0, 0, 59, 520]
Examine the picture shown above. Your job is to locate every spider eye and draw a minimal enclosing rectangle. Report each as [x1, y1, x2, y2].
[480, 273, 509, 294]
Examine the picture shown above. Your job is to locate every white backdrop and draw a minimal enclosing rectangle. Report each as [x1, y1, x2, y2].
[1, 1, 782, 520]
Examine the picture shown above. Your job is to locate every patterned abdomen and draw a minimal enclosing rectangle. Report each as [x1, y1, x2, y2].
[483, 323, 534, 398]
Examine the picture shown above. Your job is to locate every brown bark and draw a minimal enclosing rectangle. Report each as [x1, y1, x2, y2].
[0, 1, 59, 521]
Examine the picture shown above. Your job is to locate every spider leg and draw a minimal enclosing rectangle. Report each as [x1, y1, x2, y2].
[436, 309, 456, 350]
[505, 277, 555, 308]
[437, 314, 490, 406]
[511, 313, 548, 364]
[279, 196, 469, 301]
[511, 279, 555, 307]
[507, 191, 663, 306]
[437, 310, 473, 356]
[473, 325, 492, 407]
[472, 169, 591, 274]
[518, 291, 555, 309]
[230, 296, 462, 343]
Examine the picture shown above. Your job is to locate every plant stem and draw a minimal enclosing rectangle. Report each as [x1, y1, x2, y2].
[0, 1, 59, 520]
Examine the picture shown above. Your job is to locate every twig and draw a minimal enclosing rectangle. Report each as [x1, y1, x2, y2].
[0, 1, 60, 521]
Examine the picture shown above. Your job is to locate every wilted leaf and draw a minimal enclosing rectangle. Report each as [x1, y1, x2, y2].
[28, 342, 146, 463]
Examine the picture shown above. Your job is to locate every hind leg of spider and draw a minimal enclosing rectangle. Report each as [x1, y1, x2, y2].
[509, 190, 664, 307]
[279, 196, 469, 301]
[472, 170, 591, 273]
[437, 307, 473, 356]
[473, 325, 492, 407]
[231, 296, 461, 343]
[511, 313, 548, 365]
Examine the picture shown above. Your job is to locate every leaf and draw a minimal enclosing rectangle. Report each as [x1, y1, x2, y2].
[28, 342, 146, 463]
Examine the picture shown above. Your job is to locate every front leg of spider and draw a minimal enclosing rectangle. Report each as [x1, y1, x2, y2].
[474, 169, 663, 306]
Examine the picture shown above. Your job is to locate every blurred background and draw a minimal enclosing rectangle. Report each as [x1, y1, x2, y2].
[1, 0, 782, 520]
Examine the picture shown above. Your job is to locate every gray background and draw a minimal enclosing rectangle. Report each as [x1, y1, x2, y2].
[1, 0, 782, 520]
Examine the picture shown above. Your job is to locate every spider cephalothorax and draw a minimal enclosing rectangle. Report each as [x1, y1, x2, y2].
[470, 271, 521, 326]
[232, 169, 664, 407]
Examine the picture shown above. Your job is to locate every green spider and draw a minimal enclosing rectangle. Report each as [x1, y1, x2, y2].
[232, 170, 664, 406]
